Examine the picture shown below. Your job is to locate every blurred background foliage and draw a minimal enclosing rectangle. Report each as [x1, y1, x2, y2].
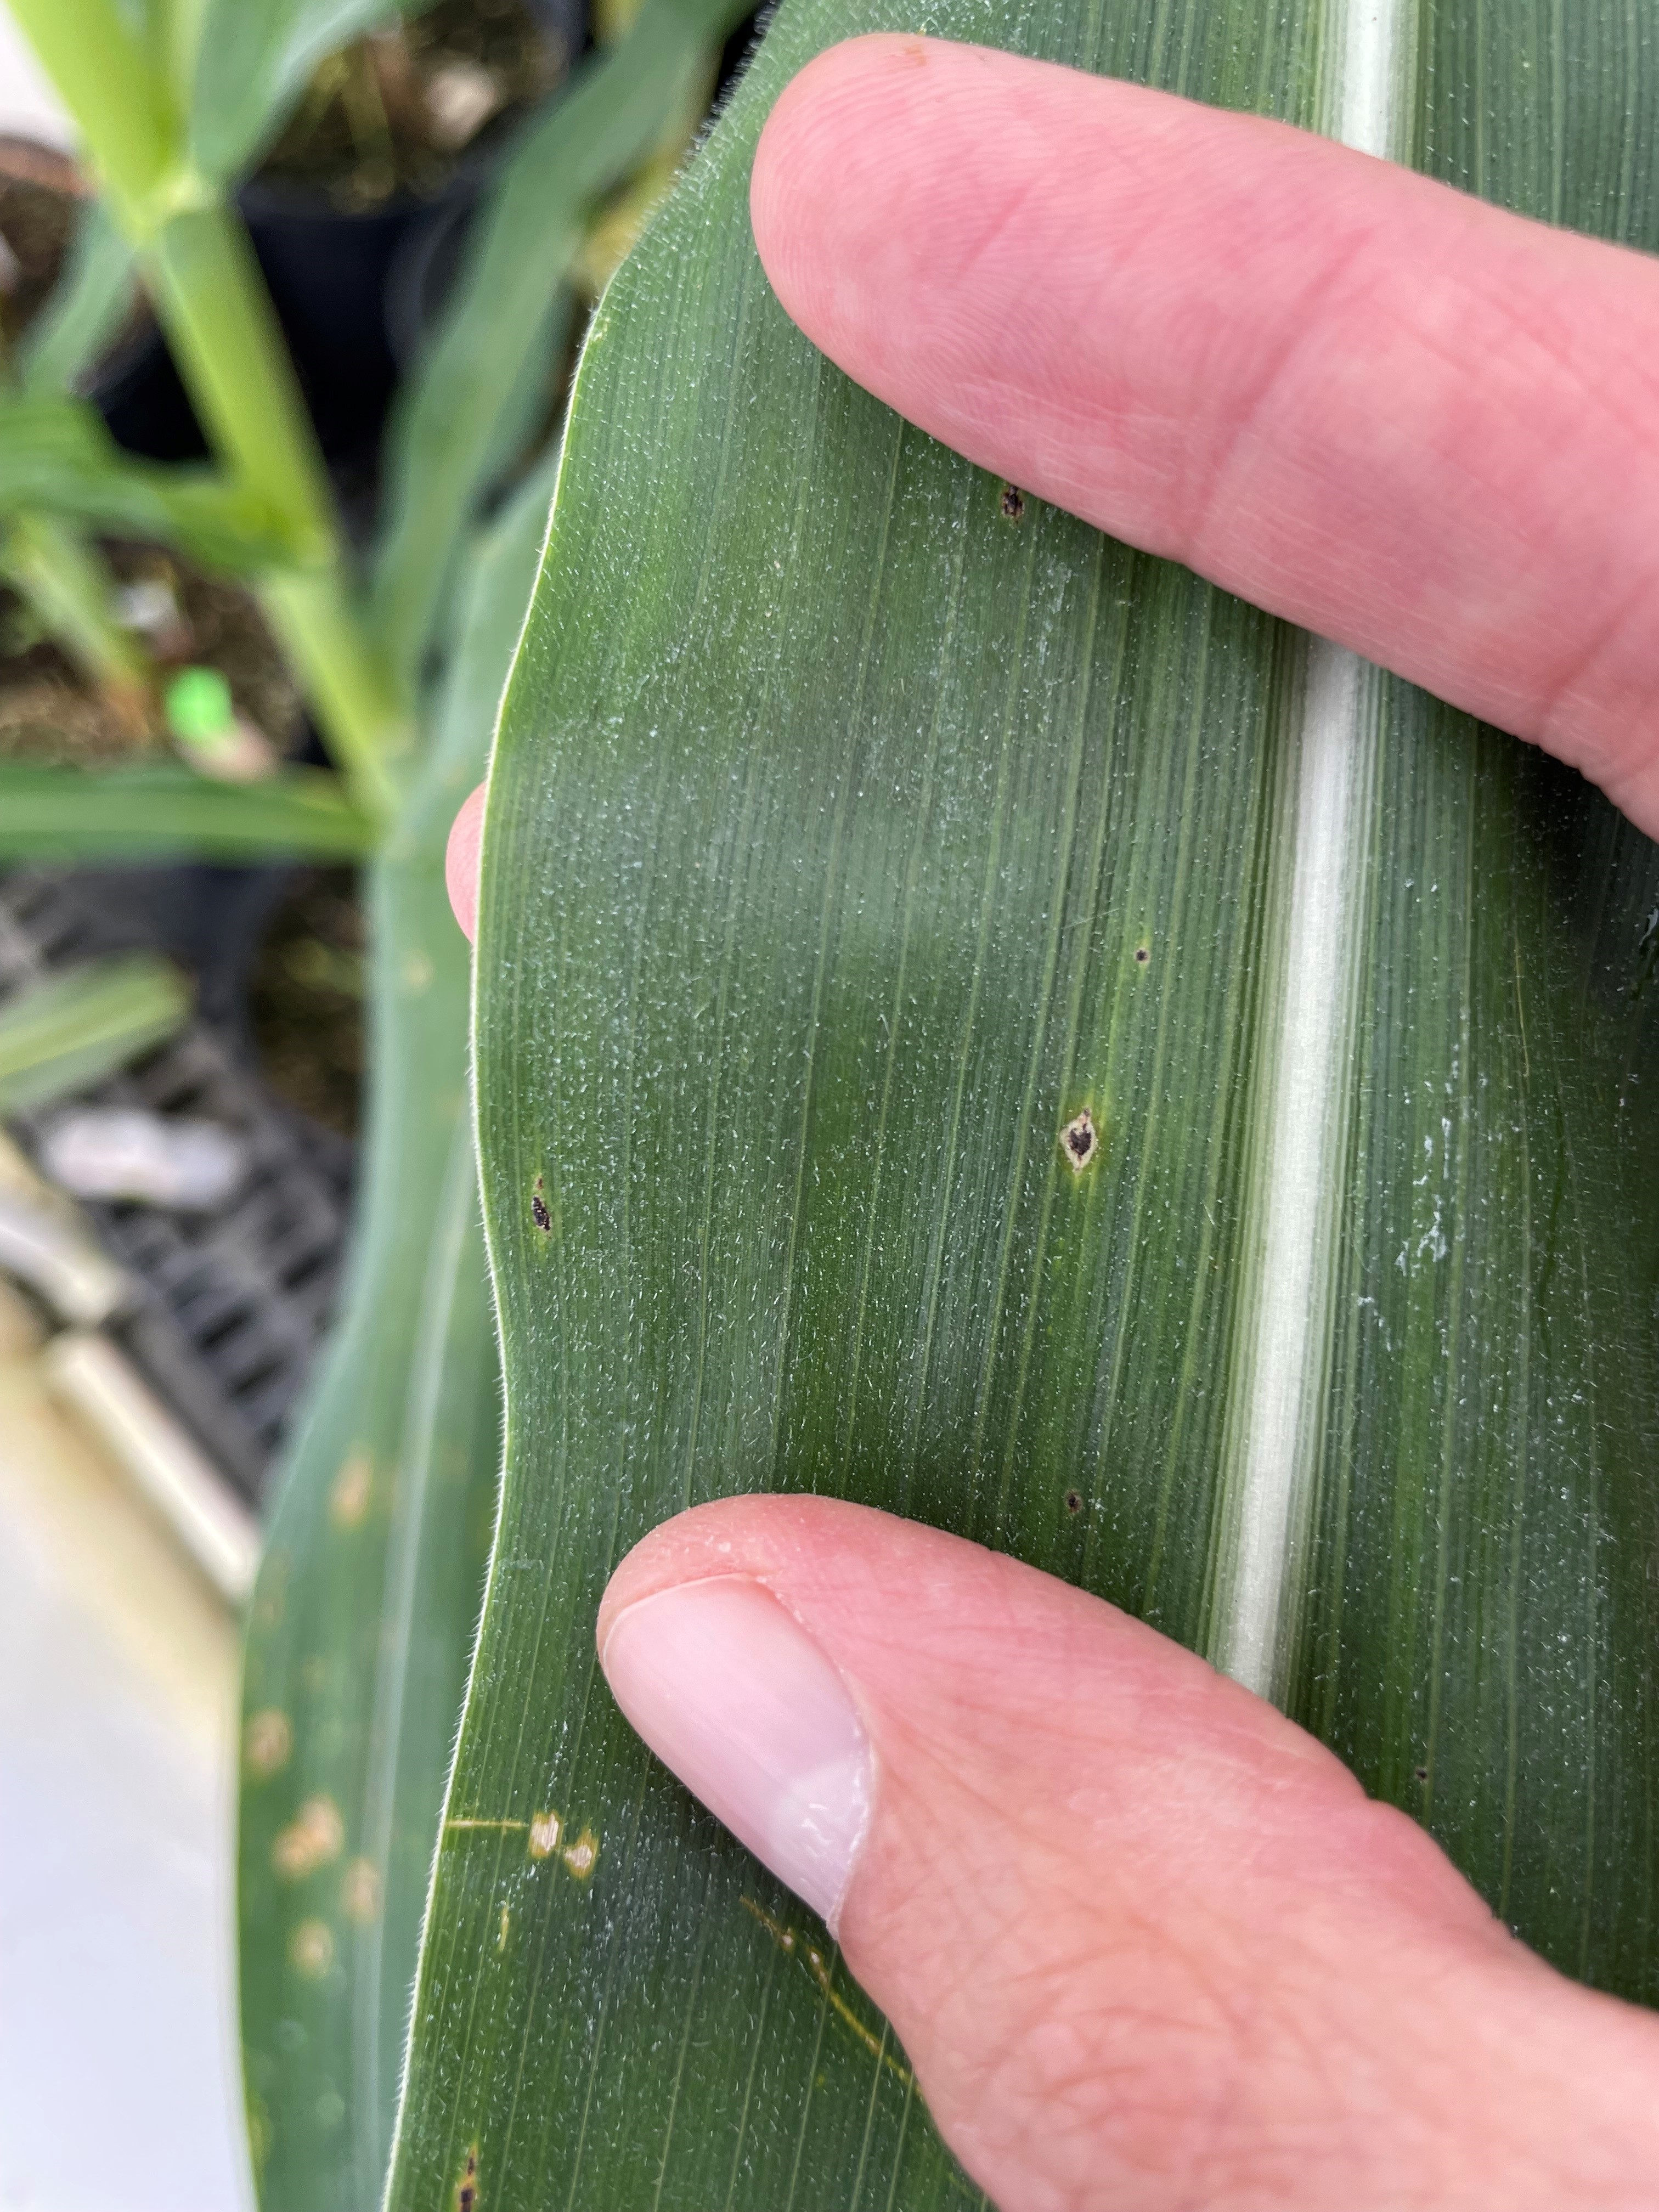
[0, 0, 754, 2201]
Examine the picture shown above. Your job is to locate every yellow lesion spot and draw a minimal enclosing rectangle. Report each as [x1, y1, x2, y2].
[454, 2142, 478, 2212]
[496, 1906, 510, 1953]
[741, 1898, 913, 2087]
[329, 1451, 374, 1529]
[403, 949, 435, 995]
[341, 1857, 380, 1923]
[244, 1709, 292, 1778]
[289, 1918, 334, 1979]
[560, 1827, 599, 1880]
[273, 1795, 345, 1880]
[446, 1810, 596, 1880]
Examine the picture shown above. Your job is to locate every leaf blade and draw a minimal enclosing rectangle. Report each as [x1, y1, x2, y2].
[238, 469, 553, 2212]
[0, 952, 190, 1109]
[393, 3, 1659, 2209]
[0, 761, 373, 860]
[369, 0, 753, 691]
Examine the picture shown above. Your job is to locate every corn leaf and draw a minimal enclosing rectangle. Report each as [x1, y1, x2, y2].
[0, 396, 295, 571]
[369, 0, 754, 693]
[380, 0, 1659, 2203]
[238, 469, 552, 2212]
[0, 761, 371, 860]
[0, 953, 190, 1110]
[184, 0, 422, 184]
[15, 201, 137, 398]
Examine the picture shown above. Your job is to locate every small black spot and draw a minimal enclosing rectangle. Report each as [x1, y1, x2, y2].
[1134, 945, 1150, 965]
[1000, 483, 1025, 522]
[1413, 1765, 1429, 1783]
[456, 2145, 478, 2212]
[1064, 1489, 1084, 1516]
[1062, 1109, 1097, 1169]
[531, 1191, 552, 1233]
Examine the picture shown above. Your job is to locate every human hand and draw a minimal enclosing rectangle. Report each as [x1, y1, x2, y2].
[447, 37, 1659, 2209]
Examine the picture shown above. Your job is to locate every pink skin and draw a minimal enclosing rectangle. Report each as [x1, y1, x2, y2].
[447, 38, 1659, 2207]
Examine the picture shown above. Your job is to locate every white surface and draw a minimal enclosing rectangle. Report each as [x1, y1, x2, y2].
[0, 7, 74, 149]
[0, 1291, 253, 2212]
[44, 1330, 261, 1603]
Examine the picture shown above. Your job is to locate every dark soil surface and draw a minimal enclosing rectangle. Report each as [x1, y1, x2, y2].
[0, 543, 303, 765]
[0, 140, 81, 352]
[247, 868, 366, 1137]
[261, 0, 569, 210]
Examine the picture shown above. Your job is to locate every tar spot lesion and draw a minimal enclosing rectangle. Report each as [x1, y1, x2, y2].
[1134, 945, 1150, 966]
[1064, 1489, 1084, 1516]
[1000, 483, 1025, 522]
[531, 1176, 551, 1233]
[1062, 1109, 1097, 1172]
[455, 2145, 478, 2212]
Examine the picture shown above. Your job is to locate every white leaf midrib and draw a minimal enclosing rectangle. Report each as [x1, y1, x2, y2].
[1212, 0, 1399, 1699]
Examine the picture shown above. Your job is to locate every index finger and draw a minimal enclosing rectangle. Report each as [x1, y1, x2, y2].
[751, 36, 1659, 839]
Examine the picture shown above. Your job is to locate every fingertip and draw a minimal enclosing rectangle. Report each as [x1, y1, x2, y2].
[445, 781, 486, 943]
[751, 34, 953, 365]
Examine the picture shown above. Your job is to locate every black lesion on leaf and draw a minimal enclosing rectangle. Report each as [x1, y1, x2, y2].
[456, 2145, 478, 2212]
[1000, 482, 1025, 521]
[1062, 1109, 1097, 1171]
[531, 1178, 552, 1233]
[1134, 945, 1150, 965]
[1064, 1489, 1084, 1516]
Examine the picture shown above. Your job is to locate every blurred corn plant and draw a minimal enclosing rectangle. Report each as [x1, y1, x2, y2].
[2, 0, 752, 2207]
[10, 0, 1659, 2205]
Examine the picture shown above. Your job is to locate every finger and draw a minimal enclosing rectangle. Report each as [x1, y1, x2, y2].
[601, 1497, 1659, 2212]
[751, 37, 1659, 840]
[445, 781, 485, 942]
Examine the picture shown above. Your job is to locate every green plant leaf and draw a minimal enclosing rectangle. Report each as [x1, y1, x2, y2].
[0, 761, 372, 860]
[15, 200, 138, 397]
[0, 395, 295, 570]
[369, 0, 754, 693]
[381, 0, 1659, 2203]
[184, 0, 421, 184]
[0, 952, 190, 1110]
[0, 511, 151, 709]
[238, 466, 554, 2212]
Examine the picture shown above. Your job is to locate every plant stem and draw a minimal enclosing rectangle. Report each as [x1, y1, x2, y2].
[150, 208, 408, 816]
[4, 0, 175, 214]
[8, 0, 409, 823]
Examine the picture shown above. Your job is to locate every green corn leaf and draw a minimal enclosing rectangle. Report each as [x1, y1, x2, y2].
[238, 466, 554, 2212]
[377, 0, 1659, 2204]
[0, 511, 151, 712]
[184, 0, 422, 184]
[15, 200, 138, 398]
[0, 395, 296, 571]
[0, 952, 190, 1111]
[0, 761, 372, 860]
[369, 0, 754, 694]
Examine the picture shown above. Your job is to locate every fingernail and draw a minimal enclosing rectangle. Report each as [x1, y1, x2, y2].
[600, 1576, 872, 1929]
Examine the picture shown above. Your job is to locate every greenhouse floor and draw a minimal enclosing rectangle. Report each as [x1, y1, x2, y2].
[0, 1279, 251, 2212]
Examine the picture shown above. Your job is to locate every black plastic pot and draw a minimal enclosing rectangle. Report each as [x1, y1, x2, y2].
[93, 180, 466, 535]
